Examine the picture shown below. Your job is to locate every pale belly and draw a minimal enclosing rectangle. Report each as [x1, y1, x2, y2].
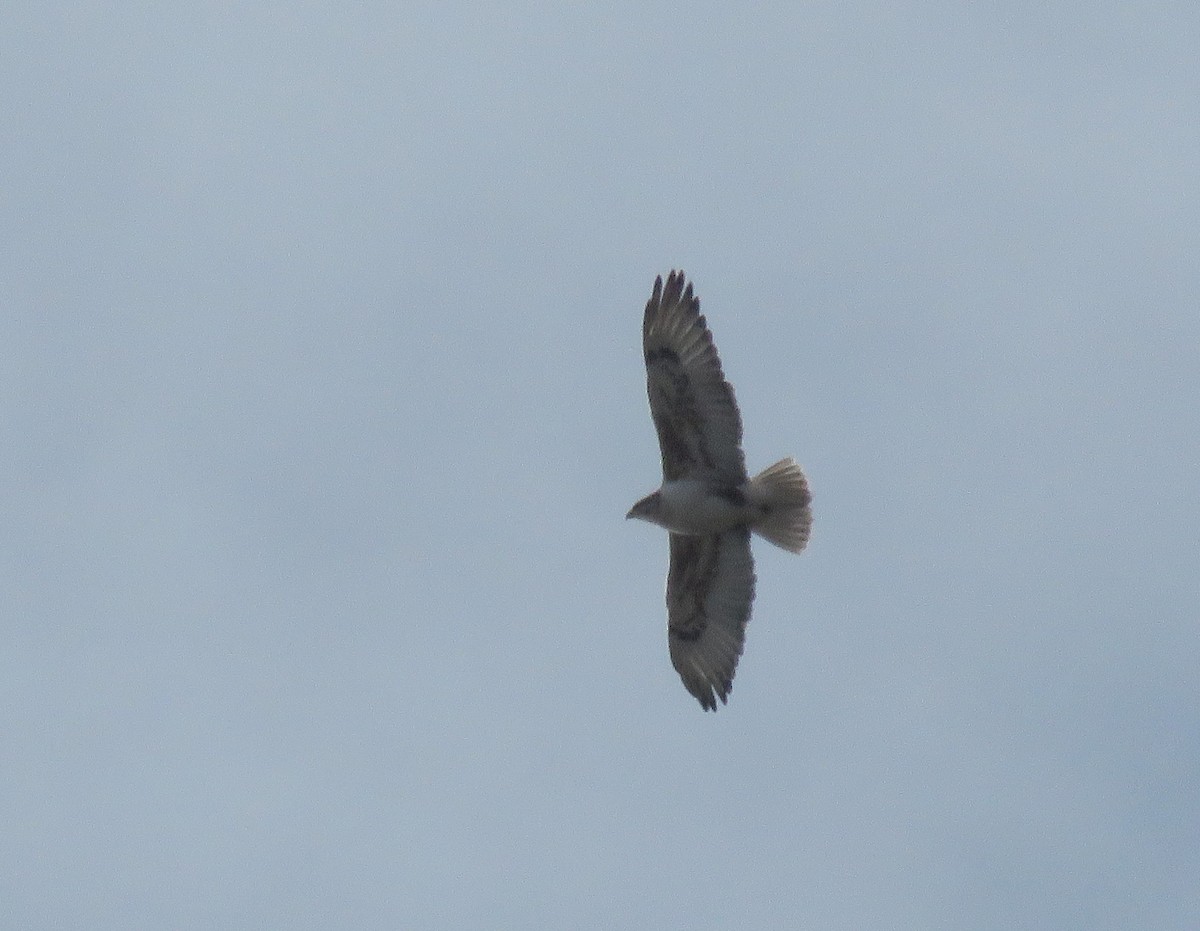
[657, 479, 749, 535]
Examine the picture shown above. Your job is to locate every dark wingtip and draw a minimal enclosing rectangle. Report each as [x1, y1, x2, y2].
[658, 269, 693, 312]
[695, 682, 731, 712]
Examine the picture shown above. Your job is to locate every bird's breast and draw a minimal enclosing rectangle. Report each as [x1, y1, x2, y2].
[657, 479, 749, 535]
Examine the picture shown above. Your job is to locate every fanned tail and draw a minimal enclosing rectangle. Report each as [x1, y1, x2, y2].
[747, 458, 812, 554]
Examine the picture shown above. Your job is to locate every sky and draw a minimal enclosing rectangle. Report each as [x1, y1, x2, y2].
[3, 2, 1199, 928]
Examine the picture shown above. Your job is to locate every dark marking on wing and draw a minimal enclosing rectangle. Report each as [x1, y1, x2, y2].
[644, 347, 680, 366]
[715, 486, 747, 506]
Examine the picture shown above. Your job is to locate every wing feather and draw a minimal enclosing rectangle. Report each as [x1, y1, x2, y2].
[666, 530, 756, 710]
[643, 271, 746, 483]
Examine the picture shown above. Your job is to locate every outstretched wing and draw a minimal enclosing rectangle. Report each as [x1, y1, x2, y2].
[643, 271, 746, 483]
[666, 530, 756, 710]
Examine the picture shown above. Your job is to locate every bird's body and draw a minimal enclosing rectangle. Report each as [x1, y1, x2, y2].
[633, 479, 748, 536]
[628, 271, 812, 710]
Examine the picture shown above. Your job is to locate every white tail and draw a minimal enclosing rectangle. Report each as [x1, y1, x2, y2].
[747, 458, 812, 554]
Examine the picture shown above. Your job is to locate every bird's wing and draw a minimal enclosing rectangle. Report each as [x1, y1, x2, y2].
[666, 530, 756, 710]
[643, 271, 746, 483]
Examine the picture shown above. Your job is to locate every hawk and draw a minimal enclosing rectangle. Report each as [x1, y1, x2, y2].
[627, 271, 812, 710]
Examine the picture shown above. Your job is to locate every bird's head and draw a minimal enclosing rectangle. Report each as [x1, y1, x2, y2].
[626, 491, 663, 523]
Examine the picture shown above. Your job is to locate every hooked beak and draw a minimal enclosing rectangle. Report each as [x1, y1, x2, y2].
[627, 492, 657, 522]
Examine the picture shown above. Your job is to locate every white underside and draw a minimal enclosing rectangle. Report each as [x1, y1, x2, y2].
[655, 479, 749, 535]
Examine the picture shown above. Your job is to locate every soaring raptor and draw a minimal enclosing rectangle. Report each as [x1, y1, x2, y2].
[627, 271, 812, 710]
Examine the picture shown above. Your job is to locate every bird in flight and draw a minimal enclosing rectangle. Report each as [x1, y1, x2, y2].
[627, 271, 812, 710]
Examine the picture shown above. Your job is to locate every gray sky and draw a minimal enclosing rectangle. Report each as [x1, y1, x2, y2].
[4, 3, 1198, 928]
